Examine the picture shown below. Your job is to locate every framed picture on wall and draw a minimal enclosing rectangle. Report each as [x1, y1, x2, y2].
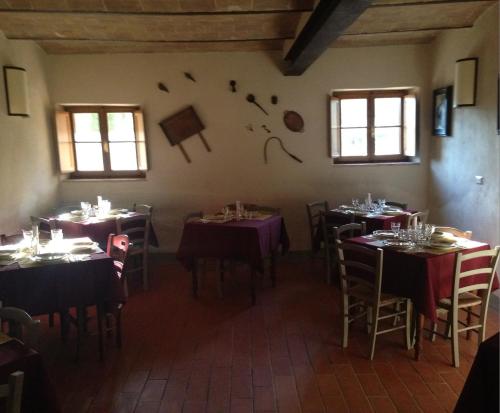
[3, 66, 30, 116]
[432, 86, 453, 137]
[497, 75, 499, 135]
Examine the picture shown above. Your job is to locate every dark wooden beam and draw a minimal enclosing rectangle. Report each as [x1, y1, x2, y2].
[283, 0, 373, 76]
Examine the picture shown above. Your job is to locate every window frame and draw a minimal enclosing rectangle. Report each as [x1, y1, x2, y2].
[62, 105, 148, 179]
[330, 89, 418, 164]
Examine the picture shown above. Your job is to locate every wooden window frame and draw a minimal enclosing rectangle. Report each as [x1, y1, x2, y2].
[63, 105, 148, 179]
[331, 89, 418, 164]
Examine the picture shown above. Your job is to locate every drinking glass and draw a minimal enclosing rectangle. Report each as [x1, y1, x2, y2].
[51, 229, 63, 241]
[390, 222, 401, 235]
[352, 198, 360, 209]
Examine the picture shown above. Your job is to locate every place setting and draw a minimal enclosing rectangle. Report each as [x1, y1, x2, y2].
[57, 197, 131, 224]
[198, 202, 273, 224]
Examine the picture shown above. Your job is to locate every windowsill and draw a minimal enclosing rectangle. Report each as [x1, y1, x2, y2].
[332, 160, 420, 166]
[60, 175, 147, 182]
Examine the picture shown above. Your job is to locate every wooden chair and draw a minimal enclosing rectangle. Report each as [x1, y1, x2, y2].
[306, 201, 329, 256]
[406, 210, 429, 228]
[104, 233, 129, 348]
[183, 211, 203, 223]
[133, 203, 153, 215]
[0, 234, 22, 245]
[0, 306, 40, 349]
[386, 201, 407, 210]
[117, 214, 151, 291]
[322, 219, 365, 284]
[0, 371, 24, 413]
[432, 246, 500, 367]
[336, 241, 413, 360]
[434, 226, 472, 239]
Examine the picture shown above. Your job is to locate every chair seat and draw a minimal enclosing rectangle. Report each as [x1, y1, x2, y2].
[348, 284, 401, 306]
[437, 292, 482, 309]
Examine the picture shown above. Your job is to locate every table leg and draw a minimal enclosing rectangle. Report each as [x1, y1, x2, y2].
[192, 259, 198, 297]
[250, 266, 256, 305]
[270, 252, 277, 288]
[414, 313, 425, 361]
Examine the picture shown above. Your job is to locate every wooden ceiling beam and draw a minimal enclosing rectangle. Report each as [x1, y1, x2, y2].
[372, 0, 490, 6]
[283, 0, 374, 76]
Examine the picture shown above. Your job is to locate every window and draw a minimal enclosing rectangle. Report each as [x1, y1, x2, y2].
[330, 89, 418, 163]
[55, 105, 148, 178]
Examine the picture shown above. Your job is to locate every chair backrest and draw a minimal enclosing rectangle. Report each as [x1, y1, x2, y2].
[336, 240, 384, 300]
[0, 234, 23, 246]
[106, 234, 129, 278]
[434, 226, 472, 239]
[333, 222, 367, 240]
[306, 201, 329, 246]
[407, 210, 429, 228]
[116, 214, 150, 246]
[452, 247, 500, 302]
[386, 201, 407, 210]
[183, 211, 203, 223]
[0, 306, 40, 349]
[0, 371, 24, 413]
[255, 206, 281, 215]
[133, 204, 153, 216]
[30, 216, 56, 239]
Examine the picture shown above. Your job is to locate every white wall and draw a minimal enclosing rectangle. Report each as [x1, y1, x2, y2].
[0, 34, 58, 235]
[47, 45, 432, 252]
[429, 4, 499, 245]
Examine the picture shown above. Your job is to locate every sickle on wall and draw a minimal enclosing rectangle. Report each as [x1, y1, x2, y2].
[264, 136, 303, 164]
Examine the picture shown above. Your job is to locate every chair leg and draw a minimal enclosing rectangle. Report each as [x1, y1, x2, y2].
[366, 306, 372, 334]
[369, 306, 379, 360]
[325, 250, 332, 285]
[451, 312, 459, 368]
[430, 321, 437, 342]
[115, 306, 122, 349]
[405, 300, 413, 350]
[142, 251, 149, 291]
[393, 302, 400, 326]
[465, 308, 472, 340]
[341, 295, 349, 348]
[96, 304, 104, 361]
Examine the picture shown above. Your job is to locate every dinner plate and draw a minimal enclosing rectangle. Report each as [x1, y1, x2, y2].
[373, 230, 397, 239]
[384, 240, 414, 248]
[71, 240, 95, 246]
[70, 210, 85, 216]
[108, 208, 128, 215]
[428, 242, 457, 249]
[70, 246, 98, 254]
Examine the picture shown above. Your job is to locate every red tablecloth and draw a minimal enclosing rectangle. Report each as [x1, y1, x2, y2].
[0, 253, 123, 316]
[53, 212, 159, 249]
[0, 340, 60, 413]
[176, 216, 289, 271]
[347, 237, 499, 321]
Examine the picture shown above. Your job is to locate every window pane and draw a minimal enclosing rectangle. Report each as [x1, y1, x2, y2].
[341, 128, 367, 156]
[374, 127, 401, 155]
[374, 98, 401, 127]
[107, 112, 135, 142]
[109, 142, 138, 170]
[75, 143, 104, 171]
[340, 99, 367, 127]
[73, 113, 101, 142]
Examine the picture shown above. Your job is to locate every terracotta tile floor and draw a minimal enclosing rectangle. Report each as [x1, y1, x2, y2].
[39, 256, 499, 413]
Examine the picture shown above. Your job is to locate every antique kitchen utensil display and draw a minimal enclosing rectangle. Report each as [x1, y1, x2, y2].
[283, 110, 304, 132]
[159, 106, 211, 163]
[271, 95, 278, 105]
[158, 82, 169, 93]
[261, 125, 271, 133]
[264, 136, 303, 164]
[230, 80, 237, 92]
[246, 94, 269, 115]
[184, 72, 196, 82]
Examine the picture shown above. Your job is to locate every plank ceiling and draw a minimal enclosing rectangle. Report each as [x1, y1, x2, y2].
[0, 0, 495, 54]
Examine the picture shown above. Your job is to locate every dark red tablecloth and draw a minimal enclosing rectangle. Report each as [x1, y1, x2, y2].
[454, 332, 499, 413]
[347, 237, 499, 321]
[0, 340, 60, 413]
[0, 253, 124, 316]
[53, 212, 159, 249]
[176, 216, 289, 271]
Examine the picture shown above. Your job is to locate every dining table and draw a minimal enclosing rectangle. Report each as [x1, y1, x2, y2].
[176, 213, 289, 304]
[0, 337, 60, 413]
[0, 238, 124, 359]
[346, 235, 499, 360]
[49, 211, 159, 249]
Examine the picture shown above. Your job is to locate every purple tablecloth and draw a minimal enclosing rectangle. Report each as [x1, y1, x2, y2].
[176, 216, 289, 270]
[53, 212, 159, 249]
[0, 253, 123, 316]
[0, 340, 60, 413]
